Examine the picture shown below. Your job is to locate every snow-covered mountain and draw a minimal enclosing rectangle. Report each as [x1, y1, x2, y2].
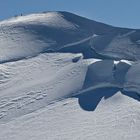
[1, 11, 140, 62]
[0, 11, 140, 140]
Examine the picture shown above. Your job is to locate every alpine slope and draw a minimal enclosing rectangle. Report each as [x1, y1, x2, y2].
[0, 11, 140, 140]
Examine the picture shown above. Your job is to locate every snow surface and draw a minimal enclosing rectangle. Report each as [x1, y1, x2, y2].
[0, 11, 140, 140]
[1, 92, 140, 140]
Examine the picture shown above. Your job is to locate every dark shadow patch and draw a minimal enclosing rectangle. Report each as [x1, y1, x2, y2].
[75, 87, 119, 111]
[74, 87, 140, 112]
[72, 56, 82, 63]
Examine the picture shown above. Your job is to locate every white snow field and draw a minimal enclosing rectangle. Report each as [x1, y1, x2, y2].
[0, 11, 140, 140]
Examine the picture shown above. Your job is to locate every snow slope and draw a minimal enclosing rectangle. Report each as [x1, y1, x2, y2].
[0, 53, 88, 122]
[1, 11, 140, 63]
[1, 92, 140, 140]
[0, 11, 140, 140]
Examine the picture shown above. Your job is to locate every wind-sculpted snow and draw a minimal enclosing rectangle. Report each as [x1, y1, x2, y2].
[0, 53, 135, 122]
[91, 32, 140, 60]
[73, 59, 133, 99]
[0, 53, 88, 122]
[0, 11, 140, 140]
[0, 11, 92, 63]
[1, 11, 140, 63]
[83, 60, 117, 90]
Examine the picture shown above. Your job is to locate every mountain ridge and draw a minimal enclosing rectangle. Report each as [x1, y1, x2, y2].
[1, 11, 140, 63]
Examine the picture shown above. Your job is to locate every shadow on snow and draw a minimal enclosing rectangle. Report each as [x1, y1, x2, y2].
[74, 87, 140, 111]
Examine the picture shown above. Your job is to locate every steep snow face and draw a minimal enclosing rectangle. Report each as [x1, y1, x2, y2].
[83, 60, 116, 89]
[124, 61, 140, 94]
[113, 61, 131, 85]
[91, 31, 140, 60]
[82, 60, 131, 91]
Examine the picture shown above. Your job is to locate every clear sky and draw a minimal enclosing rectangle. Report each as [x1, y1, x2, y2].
[0, 0, 140, 28]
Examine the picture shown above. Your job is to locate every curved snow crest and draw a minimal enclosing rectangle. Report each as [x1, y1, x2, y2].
[79, 59, 131, 92]
[0, 12, 77, 29]
[0, 12, 82, 63]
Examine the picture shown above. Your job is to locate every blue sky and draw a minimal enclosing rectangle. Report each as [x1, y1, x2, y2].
[0, 0, 140, 28]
